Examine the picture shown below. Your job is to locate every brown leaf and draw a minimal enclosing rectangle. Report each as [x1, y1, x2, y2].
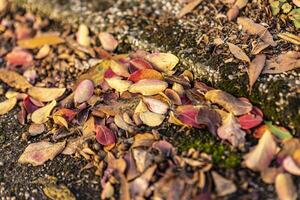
[205, 90, 252, 115]
[197, 107, 222, 135]
[28, 87, 66, 102]
[74, 79, 94, 103]
[251, 41, 269, 55]
[17, 33, 64, 49]
[18, 141, 66, 166]
[227, 42, 250, 62]
[0, 97, 17, 115]
[177, 0, 204, 18]
[43, 183, 76, 200]
[263, 51, 300, 74]
[98, 32, 118, 52]
[145, 53, 179, 74]
[278, 32, 300, 45]
[248, 54, 266, 92]
[0, 69, 32, 91]
[237, 17, 276, 47]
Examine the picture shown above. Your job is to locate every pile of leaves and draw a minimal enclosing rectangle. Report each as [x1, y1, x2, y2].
[0, 2, 300, 200]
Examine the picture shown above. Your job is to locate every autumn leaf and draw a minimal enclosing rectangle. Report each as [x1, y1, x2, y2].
[176, 105, 200, 128]
[74, 79, 94, 103]
[18, 141, 66, 166]
[248, 54, 266, 92]
[28, 87, 66, 102]
[227, 42, 250, 62]
[265, 121, 293, 140]
[139, 111, 165, 127]
[0, 69, 32, 91]
[263, 51, 300, 74]
[31, 100, 56, 124]
[105, 76, 132, 93]
[275, 173, 298, 200]
[129, 79, 168, 96]
[5, 48, 33, 67]
[146, 53, 179, 74]
[98, 32, 118, 51]
[205, 90, 252, 116]
[0, 97, 17, 115]
[128, 69, 163, 82]
[17, 33, 64, 49]
[95, 125, 116, 146]
[243, 129, 277, 171]
[237, 113, 263, 129]
[177, 0, 204, 18]
[196, 107, 222, 135]
[212, 171, 237, 197]
[237, 17, 277, 47]
[217, 113, 246, 148]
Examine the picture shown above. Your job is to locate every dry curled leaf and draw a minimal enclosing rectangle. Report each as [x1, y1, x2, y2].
[43, 183, 76, 200]
[128, 69, 163, 82]
[143, 97, 169, 114]
[0, 97, 17, 115]
[105, 76, 132, 93]
[95, 125, 116, 146]
[177, 0, 204, 18]
[35, 45, 50, 59]
[31, 100, 56, 124]
[248, 54, 266, 92]
[28, 87, 66, 102]
[244, 129, 277, 171]
[217, 113, 246, 148]
[212, 171, 237, 197]
[28, 123, 45, 136]
[205, 90, 252, 115]
[263, 51, 300, 74]
[76, 24, 90, 47]
[18, 33, 64, 49]
[197, 107, 221, 135]
[237, 17, 276, 47]
[278, 32, 300, 45]
[0, 69, 32, 91]
[227, 42, 250, 62]
[18, 141, 66, 166]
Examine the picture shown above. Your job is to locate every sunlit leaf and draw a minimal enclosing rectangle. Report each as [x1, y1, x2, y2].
[5, 48, 33, 67]
[105, 76, 132, 93]
[31, 100, 56, 124]
[265, 121, 293, 140]
[76, 24, 90, 47]
[248, 54, 266, 92]
[98, 32, 118, 51]
[143, 97, 169, 114]
[18, 141, 66, 166]
[18, 33, 64, 49]
[139, 111, 165, 127]
[0, 69, 32, 91]
[28, 87, 66, 102]
[128, 69, 163, 82]
[129, 79, 168, 96]
[95, 125, 116, 146]
[74, 79, 94, 103]
[227, 42, 250, 62]
[275, 173, 298, 200]
[0, 97, 17, 115]
[146, 53, 179, 74]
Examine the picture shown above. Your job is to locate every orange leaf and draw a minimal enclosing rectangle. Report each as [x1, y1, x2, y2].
[128, 69, 163, 82]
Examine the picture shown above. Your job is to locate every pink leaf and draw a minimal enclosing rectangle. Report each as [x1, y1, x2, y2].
[176, 105, 200, 128]
[237, 113, 263, 129]
[5, 48, 33, 67]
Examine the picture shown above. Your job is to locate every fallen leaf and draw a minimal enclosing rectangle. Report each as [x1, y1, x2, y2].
[143, 97, 169, 114]
[237, 113, 263, 129]
[105, 76, 132, 93]
[129, 79, 168, 96]
[293, 0, 300, 7]
[95, 125, 116, 146]
[177, 0, 204, 18]
[28, 87, 66, 102]
[23, 96, 39, 113]
[251, 41, 269, 55]
[263, 51, 300, 74]
[110, 59, 130, 77]
[18, 141, 66, 166]
[132, 133, 156, 148]
[114, 114, 133, 132]
[75, 60, 110, 87]
[74, 79, 94, 103]
[197, 107, 222, 135]
[237, 17, 277, 46]
[205, 90, 252, 115]
[283, 156, 300, 176]
[227, 42, 250, 62]
[248, 54, 266, 92]
[128, 69, 163, 82]
[227, 5, 239, 21]
[28, 123, 45, 136]
[278, 32, 300, 45]
[53, 115, 69, 129]
[43, 183, 76, 200]
[0, 97, 17, 115]
[217, 113, 246, 148]
[261, 167, 281, 184]
[35, 45, 50, 59]
[164, 88, 182, 105]
[5, 48, 33, 67]
[98, 32, 118, 51]
[244, 129, 277, 171]
[31, 100, 56, 124]
[76, 24, 90, 47]
[129, 58, 153, 71]
[18, 33, 64, 49]
[265, 121, 293, 140]
[139, 111, 165, 127]
[275, 173, 297, 200]
[212, 171, 237, 197]
[0, 69, 32, 91]
[146, 53, 179, 74]
[176, 105, 200, 127]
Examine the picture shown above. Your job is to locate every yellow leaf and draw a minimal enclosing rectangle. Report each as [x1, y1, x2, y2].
[18, 33, 64, 49]
[28, 87, 66, 102]
[0, 69, 32, 91]
[31, 100, 56, 124]
[0, 97, 17, 115]
[53, 115, 69, 129]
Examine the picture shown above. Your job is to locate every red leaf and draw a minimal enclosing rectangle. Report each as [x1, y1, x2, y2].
[104, 68, 117, 78]
[129, 58, 152, 71]
[95, 125, 116, 146]
[53, 108, 77, 121]
[238, 113, 263, 129]
[23, 95, 38, 113]
[176, 105, 201, 128]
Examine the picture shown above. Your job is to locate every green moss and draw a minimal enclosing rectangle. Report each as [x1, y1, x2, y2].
[161, 126, 241, 168]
